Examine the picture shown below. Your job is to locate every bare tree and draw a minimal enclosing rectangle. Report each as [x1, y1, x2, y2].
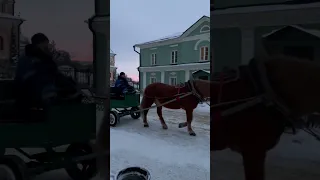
[50, 40, 73, 62]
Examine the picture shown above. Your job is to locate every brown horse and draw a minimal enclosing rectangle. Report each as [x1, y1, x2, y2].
[141, 79, 210, 136]
[211, 55, 320, 180]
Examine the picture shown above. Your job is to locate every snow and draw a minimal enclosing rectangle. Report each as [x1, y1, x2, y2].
[109, 107, 210, 180]
[194, 102, 210, 113]
[135, 32, 183, 46]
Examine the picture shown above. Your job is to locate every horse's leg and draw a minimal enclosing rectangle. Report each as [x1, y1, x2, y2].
[242, 150, 266, 180]
[157, 106, 168, 129]
[186, 109, 196, 136]
[142, 109, 150, 127]
[140, 96, 154, 127]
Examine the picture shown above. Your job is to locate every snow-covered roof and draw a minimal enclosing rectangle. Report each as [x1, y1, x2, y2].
[262, 25, 320, 39]
[192, 69, 210, 74]
[134, 32, 183, 47]
[134, 15, 210, 47]
[212, 2, 320, 15]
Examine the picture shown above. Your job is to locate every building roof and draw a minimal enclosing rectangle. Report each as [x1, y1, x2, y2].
[212, 1, 320, 15]
[134, 15, 209, 47]
[262, 25, 320, 39]
[110, 49, 116, 56]
[135, 32, 183, 46]
[192, 69, 210, 74]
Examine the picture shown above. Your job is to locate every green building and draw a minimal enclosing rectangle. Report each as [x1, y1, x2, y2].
[211, 0, 320, 72]
[134, 16, 210, 91]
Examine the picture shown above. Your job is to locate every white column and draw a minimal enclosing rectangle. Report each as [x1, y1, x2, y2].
[89, 16, 109, 96]
[142, 71, 147, 89]
[87, 0, 109, 177]
[185, 70, 190, 81]
[160, 71, 165, 83]
[241, 27, 255, 65]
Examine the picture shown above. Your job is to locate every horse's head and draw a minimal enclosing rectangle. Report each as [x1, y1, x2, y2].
[192, 79, 211, 100]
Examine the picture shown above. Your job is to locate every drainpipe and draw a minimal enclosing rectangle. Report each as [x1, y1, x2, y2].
[133, 45, 141, 91]
[17, 19, 24, 58]
[88, 16, 96, 89]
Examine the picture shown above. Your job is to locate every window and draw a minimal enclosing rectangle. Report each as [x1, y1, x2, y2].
[200, 46, 209, 61]
[169, 77, 177, 86]
[171, 50, 177, 64]
[0, 36, 3, 51]
[150, 77, 157, 83]
[200, 25, 210, 33]
[151, 53, 157, 65]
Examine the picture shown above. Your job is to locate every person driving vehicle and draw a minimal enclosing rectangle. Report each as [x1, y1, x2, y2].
[15, 33, 81, 110]
[114, 72, 134, 94]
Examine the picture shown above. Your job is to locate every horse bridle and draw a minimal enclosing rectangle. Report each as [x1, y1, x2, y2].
[212, 70, 264, 117]
[213, 60, 298, 129]
[187, 79, 205, 103]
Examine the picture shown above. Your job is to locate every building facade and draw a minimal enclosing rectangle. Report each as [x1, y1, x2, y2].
[134, 16, 210, 91]
[0, 0, 24, 75]
[211, 0, 320, 72]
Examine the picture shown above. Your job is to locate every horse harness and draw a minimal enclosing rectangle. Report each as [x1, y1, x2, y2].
[213, 58, 298, 132]
[134, 80, 206, 113]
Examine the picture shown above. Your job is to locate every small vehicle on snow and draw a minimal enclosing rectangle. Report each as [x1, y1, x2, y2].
[0, 80, 97, 180]
[109, 87, 141, 127]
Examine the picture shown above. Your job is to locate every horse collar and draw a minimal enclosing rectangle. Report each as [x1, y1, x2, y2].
[188, 80, 203, 102]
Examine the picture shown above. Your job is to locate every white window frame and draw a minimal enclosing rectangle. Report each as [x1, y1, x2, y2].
[150, 77, 157, 83]
[169, 76, 177, 86]
[171, 50, 178, 64]
[200, 46, 209, 61]
[151, 53, 157, 65]
[200, 25, 210, 33]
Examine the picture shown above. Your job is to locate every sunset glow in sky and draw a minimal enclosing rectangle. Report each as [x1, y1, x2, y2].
[16, 0, 209, 81]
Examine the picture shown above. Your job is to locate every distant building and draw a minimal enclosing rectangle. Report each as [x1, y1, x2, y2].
[0, 0, 24, 75]
[212, 0, 320, 71]
[134, 16, 210, 91]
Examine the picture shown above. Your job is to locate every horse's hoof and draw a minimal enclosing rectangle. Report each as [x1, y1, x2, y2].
[178, 123, 187, 128]
[189, 132, 196, 136]
[144, 124, 149, 127]
[162, 125, 168, 129]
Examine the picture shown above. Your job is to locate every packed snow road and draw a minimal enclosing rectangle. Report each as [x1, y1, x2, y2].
[212, 131, 320, 180]
[109, 104, 211, 180]
[4, 102, 320, 180]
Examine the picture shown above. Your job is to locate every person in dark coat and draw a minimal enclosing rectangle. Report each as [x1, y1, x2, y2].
[15, 33, 80, 109]
[114, 72, 134, 94]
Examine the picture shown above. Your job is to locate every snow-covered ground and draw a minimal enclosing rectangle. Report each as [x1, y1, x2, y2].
[109, 105, 210, 180]
[3, 100, 320, 180]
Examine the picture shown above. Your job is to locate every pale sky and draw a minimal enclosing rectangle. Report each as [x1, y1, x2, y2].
[111, 0, 210, 80]
[16, 0, 94, 61]
[16, 0, 210, 81]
